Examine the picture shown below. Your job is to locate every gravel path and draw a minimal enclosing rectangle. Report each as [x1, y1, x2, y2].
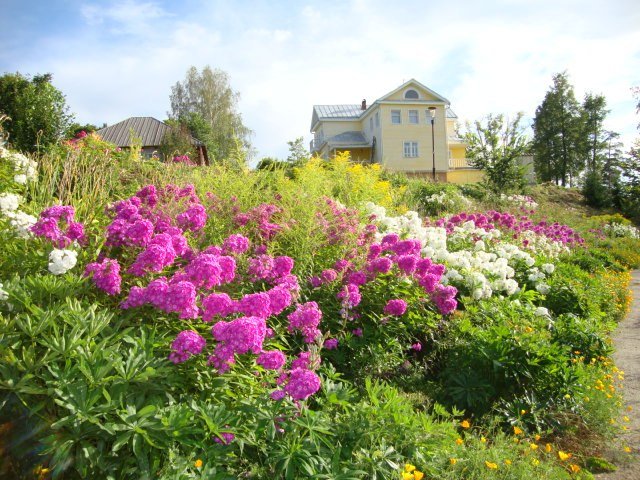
[596, 270, 640, 479]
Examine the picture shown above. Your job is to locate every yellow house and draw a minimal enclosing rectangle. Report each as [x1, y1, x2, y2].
[309, 79, 483, 183]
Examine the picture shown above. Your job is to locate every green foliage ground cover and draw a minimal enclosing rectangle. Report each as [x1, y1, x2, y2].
[0, 138, 638, 479]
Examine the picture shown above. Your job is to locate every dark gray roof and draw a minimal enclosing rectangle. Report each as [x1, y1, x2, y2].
[327, 131, 370, 147]
[97, 117, 203, 147]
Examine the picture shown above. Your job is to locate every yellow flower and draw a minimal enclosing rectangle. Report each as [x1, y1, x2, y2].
[504, 459, 512, 466]
[404, 464, 416, 473]
[485, 461, 498, 470]
[402, 473, 414, 480]
[627, 405, 633, 411]
[558, 451, 571, 461]
[623, 416, 630, 422]
[530, 443, 539, 450]
[624, 446, 632, 453]
[569, 464, 581, 473]
[534, 434, 541, 441]
[460, 420, 471, 429]
[455, 438, 464, 445]
[414, 472, 424, 480]
[520, 409, 527, 415]
[481, 436, 487, 443]
[564, 394, 571, 399]
[532, 458, 540, 466]
[525, 326, 533, 333]
[545, 443, 552, 453]
[449, 458, 457, 465]
[194, 459, 203, 468]
[513, 426, 523, 435]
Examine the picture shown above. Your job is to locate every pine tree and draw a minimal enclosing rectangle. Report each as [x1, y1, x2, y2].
[532, 72, 583, 186]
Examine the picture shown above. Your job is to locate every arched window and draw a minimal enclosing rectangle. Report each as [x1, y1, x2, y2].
[404, 89, 419, 99]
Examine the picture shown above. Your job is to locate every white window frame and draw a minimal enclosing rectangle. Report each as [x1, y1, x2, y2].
[391, 110, 401, 124]
[404, 89, 420, 99]
[403, 141, 419, 158]
[408, 110, 419, 124]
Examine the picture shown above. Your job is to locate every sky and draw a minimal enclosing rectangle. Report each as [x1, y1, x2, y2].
[1, 0, 639, 163]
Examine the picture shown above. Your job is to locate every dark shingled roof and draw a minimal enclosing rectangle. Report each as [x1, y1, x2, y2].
[97, 117, 203, 147]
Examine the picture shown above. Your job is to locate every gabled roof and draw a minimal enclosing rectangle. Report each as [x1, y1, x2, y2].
[97, 117, 203, 148]
[378, 78, 450, 104]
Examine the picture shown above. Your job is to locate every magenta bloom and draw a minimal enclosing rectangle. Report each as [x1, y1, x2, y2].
[176, 204, 207, 232]
[169, 330, 206, 364]
[31, 205, 85, 248]
[256, 350, 287, 370]
[222, 234, 250, 255]
[202, 292, 235, 321]
[324, 338, 338, 350]
[411, 342, 422, 351]
[236, 292, 271, 318]
[84, 258, 122, 295]
[384, 299, 407, 316]
[266, 286, 292, 315]
[287, 302, 323, 342]
[213, 431, 235, 445]
[352, 328, 363, 337]
[284, 368, 321, 400]
[337, 284, 361, 308]
[320, 269, 338, 284]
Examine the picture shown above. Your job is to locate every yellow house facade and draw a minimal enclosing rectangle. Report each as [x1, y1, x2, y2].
[309, 79, 483, 183]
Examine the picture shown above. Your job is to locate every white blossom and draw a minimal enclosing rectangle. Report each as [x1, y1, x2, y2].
[48, 249, 78, 275]
[0, 193, 22, 214]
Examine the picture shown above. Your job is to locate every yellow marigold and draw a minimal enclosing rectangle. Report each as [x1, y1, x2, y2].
[534, 434, 541, 441]
[545, 443, 552, 453]
[513, 426, 523, 435]
[558, 451, 571, 461]
[449, 458, 457, 465]
[485, 461, 498, 470]
[624, 446, 632, 453]
[455, 438, 464, 445]
[402, 472, 414, 480]
[569, 464, 581, 473]
[481, 436, 487, 443]
[504, 459, 512, 466]
[194, 459, 203, 468]
[414, 471, 424, 480]
[460, 419, 471, 429]
[404, 464, 416, 473]
[530, 443, 539, 450]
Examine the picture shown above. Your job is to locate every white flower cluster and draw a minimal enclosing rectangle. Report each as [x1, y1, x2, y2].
[0, 148, 38, 184]
[518, 230, 569, 258]
[0, 192, 36, 238]
[0, 192, 21, 214]
[48, 249, 78, 275]
[603, 223, 640, 239]
[363, 202, 555, 300]
[500, 194, 538, 209]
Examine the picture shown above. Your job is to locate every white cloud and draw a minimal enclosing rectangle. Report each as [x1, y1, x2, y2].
[6, 0, 639, 162]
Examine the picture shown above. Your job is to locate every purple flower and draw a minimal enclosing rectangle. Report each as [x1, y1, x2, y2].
[284, 368, 321, 400]
[169, 330, 206, 364]
[324, 338, 338, 350]
[383, 299, 407, 316]
[256, 350, 286, 370]
[337, 284, 361, 308]
[411, 342, 422, 351]
[287, 302, 323, 342]
[202, 292, 235, 321]
[176, 203, 207, 232]
[84, 258, 122, 295]
[266, 286, 292, 315]
[213, 432, 235, 445]
[370, 257, 392, 274]
[320, 269, 338, 284]
[396, 255, 418, 275]
[352, 328, 363, 337]
[237, 292, 271, 318]
[222, 234, 250, 255]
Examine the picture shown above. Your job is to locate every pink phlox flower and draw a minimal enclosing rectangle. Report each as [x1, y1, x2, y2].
[337, 283, 361, 308]
[127, 233, 176, 276]
[430, 284, 458, 315]
[287, 302, 323, 342]
[84, 258, 122, 295]
[256, 350, 287, 370]
[236, 292, 271, 318]
[324, 338, 338, 350]
[169, 330, 206, 364]
[176, 203, 207, 232]
[222, 234, 250, 255]
[266, 286, 292, 315]
[383, 299, 407, 316]
[202, 292, 235, 322]
[284, 368, 321, 400]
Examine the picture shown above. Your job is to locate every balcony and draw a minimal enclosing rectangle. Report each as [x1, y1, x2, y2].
[449, 157, 477, 169]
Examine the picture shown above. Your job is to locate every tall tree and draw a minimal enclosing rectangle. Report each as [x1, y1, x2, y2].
[286, 137, 309, 164]
[0, 72, 73, 153]
[532, 72, 583, 186]
[580, 93, 609, 171]
[463, 112, 529, 192]
[168, 66, 252, 162]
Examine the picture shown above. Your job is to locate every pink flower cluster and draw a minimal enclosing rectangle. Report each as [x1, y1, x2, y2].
[437, 211, 584, 246]
[234, 203, 283, 241]
[31, 205, 86, 248]
[84, 258, 122, 295]
[122, 277, 198, 319]
[271, 351, 322, 401]
[169, 330, 206, 364]
[287, 302, 323, 342]
[209, 316, 267, 373]
[172, 155, 195, 166]
[315, 197, 360, 246]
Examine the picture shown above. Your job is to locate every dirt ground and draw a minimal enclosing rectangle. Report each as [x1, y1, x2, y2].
[596, 270, 640, 479]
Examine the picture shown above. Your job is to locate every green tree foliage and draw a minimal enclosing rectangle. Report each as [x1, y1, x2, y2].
[0, 72, 73, 153]
[168, 66, 252, 162]
[286, 137, 309, 164]
[532, 72, 583, 186]
[65, 122, 98, 138]
[159, 120, 197, 160]
[463, 113, 529, 192]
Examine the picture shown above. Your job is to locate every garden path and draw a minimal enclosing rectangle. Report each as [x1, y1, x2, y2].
[597, 270, 640, 479]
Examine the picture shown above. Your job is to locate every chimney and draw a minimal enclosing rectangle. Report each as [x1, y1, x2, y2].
[361, 99, 367, 110]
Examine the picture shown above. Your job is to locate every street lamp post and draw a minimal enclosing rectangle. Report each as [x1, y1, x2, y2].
[428, 107, 437, 181]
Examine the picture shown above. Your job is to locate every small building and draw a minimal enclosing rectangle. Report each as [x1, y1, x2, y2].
[97, 117, 209, 165]
[310, 79, 482, 183]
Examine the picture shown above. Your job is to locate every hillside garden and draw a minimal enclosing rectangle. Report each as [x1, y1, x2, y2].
[1, 131, 639, 479]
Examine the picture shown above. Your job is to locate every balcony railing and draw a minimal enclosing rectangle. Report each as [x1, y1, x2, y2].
[449, 157, 476, 169]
